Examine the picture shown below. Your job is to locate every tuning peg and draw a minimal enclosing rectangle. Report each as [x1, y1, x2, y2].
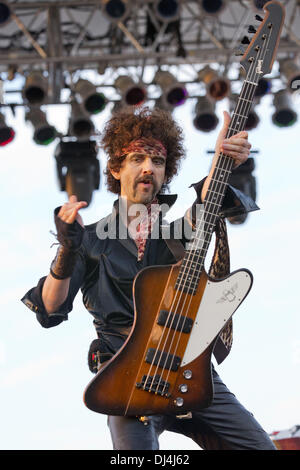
[234, 45, 245, 56]
[248, 25, 257, 34]
[255, 14, 263, 22]
[241, 36, 250, 45]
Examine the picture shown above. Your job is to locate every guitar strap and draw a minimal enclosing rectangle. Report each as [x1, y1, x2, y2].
[164, 237, 185, 262]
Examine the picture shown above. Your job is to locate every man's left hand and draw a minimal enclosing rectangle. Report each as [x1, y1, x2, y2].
[215, 110, 252, 168]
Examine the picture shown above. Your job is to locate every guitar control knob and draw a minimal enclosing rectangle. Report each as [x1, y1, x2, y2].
[179, 384, 188, 393]
[183, 369, 192, 379]
[174, 397, 184, 407]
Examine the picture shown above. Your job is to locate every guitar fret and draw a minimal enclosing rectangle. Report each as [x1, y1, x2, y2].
[188, 239, 211, 252]
[194, 217, 217, 226]
[202, 209, 220, 219]
[205, 200, 222, 208]
[193, 231, 212, 239]
[214, 166, 231, 174]
[210, 177, 228, 184]
[233, 112, 248, 120]
[228, 126, 240, 133]
[238, 96, 253, 103]
[181, 265, 202, 274]
[244, 80, 258, 87]
[182, 260, 202, 270]
[206, 188, 224, 197]
[181, 279, 198, 286]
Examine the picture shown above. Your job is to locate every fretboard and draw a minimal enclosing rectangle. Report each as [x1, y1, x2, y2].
[175, 81, 258, 295]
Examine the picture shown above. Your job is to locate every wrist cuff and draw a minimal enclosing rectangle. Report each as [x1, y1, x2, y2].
[50, 245, 78, 280]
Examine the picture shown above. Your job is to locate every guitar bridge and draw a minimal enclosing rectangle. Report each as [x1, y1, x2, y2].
[136, 374, 170, 397]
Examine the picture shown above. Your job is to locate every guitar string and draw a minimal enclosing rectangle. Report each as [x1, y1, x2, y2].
[143, 56, 261, 395]
[141, 30, 271, 395]
[143, 73, 254, 395]
[158, 31, 272, 392]
[159, 42, 270, 392]
[168, 28, 273, 335]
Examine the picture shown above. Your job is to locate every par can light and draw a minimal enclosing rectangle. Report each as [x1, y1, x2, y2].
[0, 112, 15, 146]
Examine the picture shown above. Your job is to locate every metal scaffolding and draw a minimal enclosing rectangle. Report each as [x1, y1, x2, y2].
[0, 0, 299, 106]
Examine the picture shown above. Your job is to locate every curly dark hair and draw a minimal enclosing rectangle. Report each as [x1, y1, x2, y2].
[101, 106, 186, 194]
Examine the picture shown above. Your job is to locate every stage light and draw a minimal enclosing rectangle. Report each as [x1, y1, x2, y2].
[280, 60, 300, 92]
[193, 96, 219, 132]
[154, 96, 174, 113]
[23, 71, 48, 105]
[0, 1, 11, 27]
[111, 100, 124, 114]
[198, 66, 230, 102]
[227, 158, 257, 225]
[55, 140, 100, 206]
[74, 79, 106, 115]
[154, 70, 187, 108]
[244, 106, 260, 131]
[254, 78, 272, 99]
[114, 76, 147, 106]
[272, 90, 298, 127]
[153, 0, 180, 23]
[68, 100, 95, 141]
[25, 107, 57, 146]
[101, 0, 131, 22]
[199, 0, 227, 16]
[0, 112, 15, 146]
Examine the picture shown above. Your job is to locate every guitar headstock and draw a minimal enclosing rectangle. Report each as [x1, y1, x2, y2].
[240, 1, 285, 77]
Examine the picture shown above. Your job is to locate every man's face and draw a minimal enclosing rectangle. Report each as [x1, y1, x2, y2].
[110, 151, 167, 205]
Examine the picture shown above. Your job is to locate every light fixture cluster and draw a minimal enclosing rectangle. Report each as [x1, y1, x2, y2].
[1, 57, 299, 151]
[102, 0, 180, 23]
[19, 72, 108, 145]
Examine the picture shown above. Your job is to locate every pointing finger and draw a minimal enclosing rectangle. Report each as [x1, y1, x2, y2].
[69, 195, 78, 203]
[58, 201, 87, 222]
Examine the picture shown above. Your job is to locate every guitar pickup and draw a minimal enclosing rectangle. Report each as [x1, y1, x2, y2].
[157, 310, 193, 334]
[145, 348, 181, 372]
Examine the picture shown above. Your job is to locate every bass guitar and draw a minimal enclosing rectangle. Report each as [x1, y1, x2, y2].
[84, 1, 285, 416]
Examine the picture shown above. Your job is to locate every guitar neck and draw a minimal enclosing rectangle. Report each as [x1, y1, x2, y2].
[175, 81, 258, 294]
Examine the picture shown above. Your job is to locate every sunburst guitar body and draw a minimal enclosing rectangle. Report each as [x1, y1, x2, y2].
[84, 263, 252, 416]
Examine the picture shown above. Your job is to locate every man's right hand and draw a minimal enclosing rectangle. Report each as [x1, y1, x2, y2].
[57, 195, 88, 227]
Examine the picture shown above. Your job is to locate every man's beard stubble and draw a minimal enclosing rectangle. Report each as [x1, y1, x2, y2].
[133, 175, 159, 203]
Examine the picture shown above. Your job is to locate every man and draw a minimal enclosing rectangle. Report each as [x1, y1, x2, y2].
[21, 106, 275, 450]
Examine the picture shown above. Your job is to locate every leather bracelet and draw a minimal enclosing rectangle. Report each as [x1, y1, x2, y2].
[50, 267, 69, 280]
[50, 245, 78, 280]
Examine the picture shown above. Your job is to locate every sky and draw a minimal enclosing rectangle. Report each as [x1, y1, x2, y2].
[0, 81, 299, 450]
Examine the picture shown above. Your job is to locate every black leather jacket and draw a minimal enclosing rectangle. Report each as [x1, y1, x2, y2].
[21, 178, 258, 361]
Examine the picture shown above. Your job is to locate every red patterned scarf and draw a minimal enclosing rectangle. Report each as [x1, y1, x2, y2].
[132, 197, 160, 261]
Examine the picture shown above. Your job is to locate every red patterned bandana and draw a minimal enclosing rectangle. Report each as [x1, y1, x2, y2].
[132, 197, 160, 261]
[116, 137, 167, 159]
